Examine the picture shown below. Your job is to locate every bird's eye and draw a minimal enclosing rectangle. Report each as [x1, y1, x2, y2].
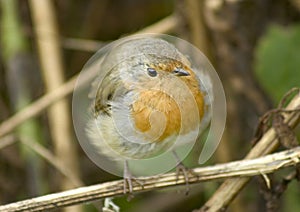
[147, 68, 157, 77]
[173, 69, 180, 74]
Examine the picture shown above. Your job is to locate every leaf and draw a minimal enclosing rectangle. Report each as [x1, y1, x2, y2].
[254, 24, 300, 103]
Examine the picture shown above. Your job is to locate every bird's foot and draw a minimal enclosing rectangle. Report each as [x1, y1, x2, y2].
[123, 161, 144, 200]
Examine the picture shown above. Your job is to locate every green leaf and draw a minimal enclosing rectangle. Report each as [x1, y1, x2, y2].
[254, 24, 300, 103]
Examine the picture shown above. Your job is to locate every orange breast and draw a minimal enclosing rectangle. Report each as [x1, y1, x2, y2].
[131, 76, 204, 143]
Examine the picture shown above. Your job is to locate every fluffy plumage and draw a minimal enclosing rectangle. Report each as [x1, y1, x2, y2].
[86, 37, 211, 160]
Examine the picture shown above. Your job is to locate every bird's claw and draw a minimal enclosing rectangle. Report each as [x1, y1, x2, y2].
[175, 162, 192, 195]
[123, 161, 144, 200]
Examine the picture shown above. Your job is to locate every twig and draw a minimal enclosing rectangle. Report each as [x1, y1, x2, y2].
[197, 88, 300, 212]
[19, 136, 83, 187]
[0, 146, 299, 211]
[0, 75, 76, 138]
[62, 38, 106, 52]
[184, 0, 212, 59]
[0, 134, 16, 149]
[62, 14, 178, 52]
[28, 1, 81, 210]
[134, 14, 178, 34]
[0, 55, 100, 139]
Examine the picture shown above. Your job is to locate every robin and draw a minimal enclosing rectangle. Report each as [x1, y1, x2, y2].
[85, 36, 212, 193]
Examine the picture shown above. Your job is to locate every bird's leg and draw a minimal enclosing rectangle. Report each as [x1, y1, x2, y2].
[123, 160, 144, 199]
[123, 160, 133, 194]
[103, 161, 143, 211]
[172, 151, 191, 195]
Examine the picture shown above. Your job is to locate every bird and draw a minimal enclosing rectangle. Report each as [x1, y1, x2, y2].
[85, 36, 212, 193]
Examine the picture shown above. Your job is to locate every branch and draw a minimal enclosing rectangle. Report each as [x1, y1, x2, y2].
[134, 14, 178, 34]
[20, 136, 83, 187]
[197, 88, 300, 212]
[0, 75, 77, 138]
[184, 0, 212, 59]
[0, 134, 16, 149]
[62, 14, 178, 52]
[28, 0, 81, 198]
[0, 146, 299, 211]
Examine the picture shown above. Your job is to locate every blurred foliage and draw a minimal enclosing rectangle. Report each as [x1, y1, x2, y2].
[254, 24, 300, 103]
[1, 0, 27, 61]
[284, 180, 300, 212]
[255, 24, 300, 212]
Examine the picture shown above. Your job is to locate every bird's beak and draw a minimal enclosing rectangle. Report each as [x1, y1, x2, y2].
[173, 68, 190, 76]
